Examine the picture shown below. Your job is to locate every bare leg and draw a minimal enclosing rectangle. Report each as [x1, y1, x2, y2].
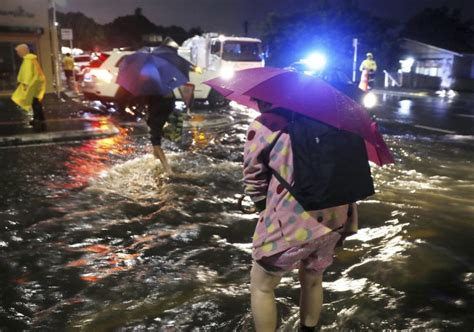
[299, 268, 323, 328]
[250, 263, 282, 332]
[152, 145, 172, 174]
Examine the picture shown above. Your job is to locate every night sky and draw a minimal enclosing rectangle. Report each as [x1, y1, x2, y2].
[57, 0, 474, 36]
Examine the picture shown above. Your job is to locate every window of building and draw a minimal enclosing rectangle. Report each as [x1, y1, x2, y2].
[415, 59, 444, 77]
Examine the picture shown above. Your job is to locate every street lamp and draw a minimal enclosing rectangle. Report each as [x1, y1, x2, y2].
[49, 0, 62, 97]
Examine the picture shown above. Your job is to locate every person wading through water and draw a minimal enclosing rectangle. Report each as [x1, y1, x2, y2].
[244, 99, 373, 332]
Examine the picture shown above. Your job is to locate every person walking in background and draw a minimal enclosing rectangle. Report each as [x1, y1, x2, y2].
[62, 53, 75, 90]
[11, 44, 46, 130]
[359, 52, 377, 91]
[244, 100, 368, 332]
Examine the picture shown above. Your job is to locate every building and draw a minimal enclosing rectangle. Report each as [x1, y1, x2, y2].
[399, 38, 474, 91]
[0, 0, 60, 95]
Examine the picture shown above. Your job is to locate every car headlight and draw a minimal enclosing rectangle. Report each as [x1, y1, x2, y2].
[220, 67, 235, 80]
[362, 92, 377, 108]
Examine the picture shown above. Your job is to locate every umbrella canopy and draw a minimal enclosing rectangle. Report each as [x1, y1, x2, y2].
[207, 67, 287, 110]
[152, 47, 195, 78]
[116, 51, 192, 96]
[205, 67, 394, 166]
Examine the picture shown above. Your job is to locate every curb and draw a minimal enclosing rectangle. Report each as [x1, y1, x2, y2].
[372, 89, 430, 98]
[184, 115, 233, 130]
[0, 125, 120, 147]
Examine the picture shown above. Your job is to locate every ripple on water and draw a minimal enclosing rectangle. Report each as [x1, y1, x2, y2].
[2, 107, 473, 330]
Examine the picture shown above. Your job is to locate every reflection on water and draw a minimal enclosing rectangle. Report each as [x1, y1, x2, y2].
[0, 107, 473, 330]
[398, 99, 412, 115]
[47, 126, 135, 190]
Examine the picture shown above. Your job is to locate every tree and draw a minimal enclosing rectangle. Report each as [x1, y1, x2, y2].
[58, 9, 203, 51]
[104, 9, 202, 48]
[188, 27, 204, 38]
[260, 2, 398, 72]
[104, 9, 159, 48]
[400, 7, 474, 53]
[56, 12, 106, 50]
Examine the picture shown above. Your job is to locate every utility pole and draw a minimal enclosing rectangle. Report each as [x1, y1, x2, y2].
[50, 0, 62, 98]
[352, 38, 358, 83]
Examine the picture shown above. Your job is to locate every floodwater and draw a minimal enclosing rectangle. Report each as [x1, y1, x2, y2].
[0, 103, 472, 331]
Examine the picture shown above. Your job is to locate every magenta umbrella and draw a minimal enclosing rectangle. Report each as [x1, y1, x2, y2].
[208, 67, 287, 110]
[204, 67, 394, 166]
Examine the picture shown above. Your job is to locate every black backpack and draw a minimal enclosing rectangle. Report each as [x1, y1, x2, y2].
[270, 110, 375, 211]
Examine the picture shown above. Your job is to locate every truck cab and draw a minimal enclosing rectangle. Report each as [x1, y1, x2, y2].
[179, 33, 264, 106]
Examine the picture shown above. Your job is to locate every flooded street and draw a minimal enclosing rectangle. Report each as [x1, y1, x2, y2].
[0, 99, 473, 331]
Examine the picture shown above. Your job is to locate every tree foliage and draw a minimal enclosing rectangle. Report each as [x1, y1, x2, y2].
[103, 8, 159, 48]
[56, 11, 106, 50]
[57, 8, 202, 51]
[400, 7, 474, 53]
[260, 2, 398, 72]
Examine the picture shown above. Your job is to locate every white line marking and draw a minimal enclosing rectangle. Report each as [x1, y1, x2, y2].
[456, 114, 474, 119]
[414, 125, 456, 134]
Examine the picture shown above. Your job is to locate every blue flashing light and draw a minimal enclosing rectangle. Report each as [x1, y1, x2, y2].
[301, 52, 327, 71]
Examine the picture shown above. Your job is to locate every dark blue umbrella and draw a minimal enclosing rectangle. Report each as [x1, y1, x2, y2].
[116, 51, 191, 96]
[152, 46, 194, 76]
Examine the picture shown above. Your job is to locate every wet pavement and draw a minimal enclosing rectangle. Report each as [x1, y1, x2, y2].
[0, 95, 121, 147]
[0, 94, 473, 331]
[372, 91, 474, 136]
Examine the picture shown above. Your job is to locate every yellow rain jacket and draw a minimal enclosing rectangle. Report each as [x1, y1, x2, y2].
[63, 56, 75, 71]
[359, 59, 377, 72]
[11, 53, 46, 112]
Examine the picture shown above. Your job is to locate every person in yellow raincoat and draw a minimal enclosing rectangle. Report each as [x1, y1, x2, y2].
[11, 44, 46, 128]
[62, 53, 75, 90]
[359, 52, 377, 91]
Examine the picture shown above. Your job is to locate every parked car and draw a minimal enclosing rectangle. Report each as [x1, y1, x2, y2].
[83, 50, 189, 102]
[83, 50, 195, 119]
[287, 61, 377, 109]
[82, 50, 133, 103]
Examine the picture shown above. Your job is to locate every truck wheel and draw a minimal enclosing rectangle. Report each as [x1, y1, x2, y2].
[208, 89, 229, 108]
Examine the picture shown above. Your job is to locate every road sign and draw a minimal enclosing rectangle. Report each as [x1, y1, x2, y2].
[61, 29, 73, 41]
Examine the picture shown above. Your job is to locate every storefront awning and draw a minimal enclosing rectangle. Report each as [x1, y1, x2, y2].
[0, 25, 43, 35]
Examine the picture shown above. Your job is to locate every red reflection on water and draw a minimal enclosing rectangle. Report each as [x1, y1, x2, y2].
[12, 275, 30, 285]
[46, 119, 135, 190]
[83, 244, 111, 253]
[66, 259, 88, 267]
[80, 275, 101, 282]
[66, 243, 143, 283]
[64, 230, 182, 283]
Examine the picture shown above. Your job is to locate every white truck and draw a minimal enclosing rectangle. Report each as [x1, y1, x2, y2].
[178, 33, 265, 106]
